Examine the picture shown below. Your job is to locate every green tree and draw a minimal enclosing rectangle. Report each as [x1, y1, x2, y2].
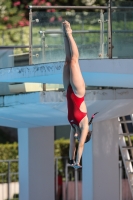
[0, 0, 109, 30]
[1, 0, 133, 30]
[0, 0, 54, 30]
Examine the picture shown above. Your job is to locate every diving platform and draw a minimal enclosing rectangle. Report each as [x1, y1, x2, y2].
[0, 87, 133, 128]
[0, 59, 133, 88]
[0, 58, 133, 128]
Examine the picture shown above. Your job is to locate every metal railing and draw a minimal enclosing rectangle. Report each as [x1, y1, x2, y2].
[28, 3, 112, 64]
[55, 157, 82, 200]
[1, 157, 131, 200]
[0, 159, 18, 200]
[0, 2, 133, 68]
[0, 157, 82, 200]
[28, 2, 133, 64]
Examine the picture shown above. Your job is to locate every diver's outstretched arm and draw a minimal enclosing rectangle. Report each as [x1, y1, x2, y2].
[69, 127, 76, 161]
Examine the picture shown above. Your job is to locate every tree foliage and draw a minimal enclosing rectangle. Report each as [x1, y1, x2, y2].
[0, 143, 18, 183]
[0, 0, 53, 30]
[0, 0, 111, 30]
[0, 139, 70, 181]
[0, 0, 133, 30]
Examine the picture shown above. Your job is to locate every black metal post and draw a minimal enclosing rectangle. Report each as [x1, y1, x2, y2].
[55, 158, 58, 200]
[29, 8, 32, 65]
[65, 159, 68, 200]
[7, 161, 10, 200]
[99, 9, 105, 58]
[75, 169, 78, 200]
[108, 0, 112, 58]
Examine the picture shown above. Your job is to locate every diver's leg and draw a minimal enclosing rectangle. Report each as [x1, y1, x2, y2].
[62, 24, 71, 90]
[63, 21, 85, 97]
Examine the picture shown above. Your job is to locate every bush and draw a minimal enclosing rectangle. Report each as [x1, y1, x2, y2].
[0, 143, 18, 183]
[0, 139, 72, 178]
[54, 138, 78, 176]
[54, 138, 70, 158]
[0, 143, 18, 160]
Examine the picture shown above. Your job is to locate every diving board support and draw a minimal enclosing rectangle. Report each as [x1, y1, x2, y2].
[82, 124, 93, 200]
[82, 119, 119, 200]
[18, 126, 54, 200]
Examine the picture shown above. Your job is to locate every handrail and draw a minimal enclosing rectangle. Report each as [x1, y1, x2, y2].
[0, 159, 18, 163]
[0, 172, 18, 176]
[28, 5, 133, 10]
[0, 5, 132, 64]
[0, 28, 133, 49]
[29, 5, 108, 9]
[111, 6, 133, 9]
[0, 45, 29, 49]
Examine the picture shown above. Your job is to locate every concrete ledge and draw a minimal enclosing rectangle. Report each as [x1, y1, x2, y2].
[0, 88, 133, 107]
[0, 89, 133, 128]
[0, 59, 133, 88]
[0, 61, 64, 82]
[9, 83, 43, 93]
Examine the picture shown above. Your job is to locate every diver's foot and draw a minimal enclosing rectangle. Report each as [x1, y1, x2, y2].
[62, 20, 72, 35]
[73, 163, 82, 170]
[67, 159, 75, 167]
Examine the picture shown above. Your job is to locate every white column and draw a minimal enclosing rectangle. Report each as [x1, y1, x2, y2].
[18, 126, 54, 200]
[82, 118, 119, 200]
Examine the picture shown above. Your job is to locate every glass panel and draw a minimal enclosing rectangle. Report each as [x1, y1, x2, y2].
[100, 11, 108, 58]
[14, 47, 29, 67]
[111, 1, 133, 58]
[0, 47, 29, 69]
[0, 27, 29, 69]
[31, 10, 102, 64]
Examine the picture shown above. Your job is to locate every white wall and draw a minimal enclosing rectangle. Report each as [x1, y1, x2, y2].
[0, 182, 19, 200]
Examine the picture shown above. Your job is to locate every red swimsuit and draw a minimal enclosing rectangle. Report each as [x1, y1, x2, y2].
[67, 85, 87, 127]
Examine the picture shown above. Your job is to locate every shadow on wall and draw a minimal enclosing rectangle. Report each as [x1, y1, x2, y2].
[0, 127, 17, 143]
[54, 125, 70, 140]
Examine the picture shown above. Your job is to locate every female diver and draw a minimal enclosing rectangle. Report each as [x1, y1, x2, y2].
[62, 20, 90, 169]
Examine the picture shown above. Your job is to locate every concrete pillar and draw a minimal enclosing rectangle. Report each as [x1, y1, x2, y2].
[82, 137, 93, 200]
[18, 126, 54, 200]
[82, 118, 119, 200]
